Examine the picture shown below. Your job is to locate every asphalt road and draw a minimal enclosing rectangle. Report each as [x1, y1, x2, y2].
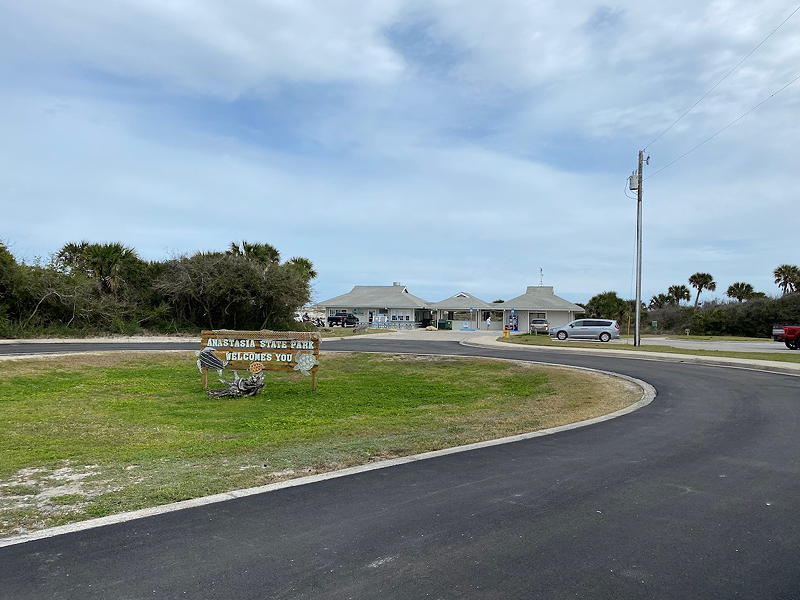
[0, 341, 198, 355]
[1, 339, 799, 599]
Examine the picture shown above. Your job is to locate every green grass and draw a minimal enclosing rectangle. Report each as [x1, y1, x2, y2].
[502, 334, 800, 363]
[0, 485, 38, 497]
[0, 352, 638, 536]
[49, 494, 86, 505]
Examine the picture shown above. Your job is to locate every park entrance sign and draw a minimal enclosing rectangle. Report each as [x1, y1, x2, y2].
[199, 330, 321, 391]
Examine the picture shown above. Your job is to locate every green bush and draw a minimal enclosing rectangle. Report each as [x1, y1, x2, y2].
[0, 241, 315, 338]
[650, 293, 800, 337]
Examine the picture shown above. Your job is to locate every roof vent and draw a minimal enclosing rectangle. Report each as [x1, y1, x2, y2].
[392, 282, 402, 286]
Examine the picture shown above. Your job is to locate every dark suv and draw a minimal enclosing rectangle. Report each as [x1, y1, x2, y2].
[327, 312, 360, 327]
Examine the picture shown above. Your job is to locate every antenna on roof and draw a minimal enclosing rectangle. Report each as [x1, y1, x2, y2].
[539, 267, 544, 286]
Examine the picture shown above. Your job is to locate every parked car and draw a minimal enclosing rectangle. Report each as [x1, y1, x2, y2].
[529, 319, 549, 334]
[327, 312, 360, 327]
[550, 319, 620, 342]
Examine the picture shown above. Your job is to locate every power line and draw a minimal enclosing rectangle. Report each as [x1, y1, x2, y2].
[643, 3, 800, 150]
[646, 70, 800, 180]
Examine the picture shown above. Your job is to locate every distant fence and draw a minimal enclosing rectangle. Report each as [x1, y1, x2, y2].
[369, 321, 422, 330]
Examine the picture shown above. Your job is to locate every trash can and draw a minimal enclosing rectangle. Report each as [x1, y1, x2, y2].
[437, 319, 452, 330]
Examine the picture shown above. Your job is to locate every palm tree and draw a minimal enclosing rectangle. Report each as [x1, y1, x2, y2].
[667, 284, 691, 305]
[56, 241, 91, 273]
[649, 293, 671, 309]
[56, 241, 138, 296]
[773, 264, 800, 295]
[688, 272, 716, 307]
[726, 282, 754, 302]
[228, 241, 281, 266]
[83, 243, 140, 296]
[286, 257, 318, 280]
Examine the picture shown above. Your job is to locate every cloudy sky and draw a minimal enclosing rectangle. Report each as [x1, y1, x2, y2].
[2, 1, 799, 304]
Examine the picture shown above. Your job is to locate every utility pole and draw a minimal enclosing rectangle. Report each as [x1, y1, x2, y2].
[634, 150, 644, 347]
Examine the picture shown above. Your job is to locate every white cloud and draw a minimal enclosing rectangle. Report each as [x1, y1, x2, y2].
[2, 1, 407, 97]
[2, 0, 799, 302]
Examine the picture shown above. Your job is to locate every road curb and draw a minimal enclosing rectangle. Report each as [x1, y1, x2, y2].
[0, 354, 655, 548]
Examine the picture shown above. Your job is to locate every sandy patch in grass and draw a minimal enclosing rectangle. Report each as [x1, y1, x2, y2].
[0, 462, 122, 534]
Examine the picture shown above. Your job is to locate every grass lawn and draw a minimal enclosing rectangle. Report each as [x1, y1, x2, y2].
[0, 351, 639, 537]
[502, 334, 800, 363]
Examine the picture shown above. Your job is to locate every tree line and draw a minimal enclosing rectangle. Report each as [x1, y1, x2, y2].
[0, 241, 316, 337]
[648, 266, 799, 309]
[580, 265, 800, 337]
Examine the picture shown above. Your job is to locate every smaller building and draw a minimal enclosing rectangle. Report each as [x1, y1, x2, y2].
[429, 292, 497, 330]
[317, 283, 432, 328]
[498, 286, 584, 332]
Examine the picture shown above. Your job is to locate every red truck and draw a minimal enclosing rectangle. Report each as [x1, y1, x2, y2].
[774, 324, 800, 350]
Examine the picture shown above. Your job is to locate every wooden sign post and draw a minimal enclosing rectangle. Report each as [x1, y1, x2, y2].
[199, 330, 321, 391]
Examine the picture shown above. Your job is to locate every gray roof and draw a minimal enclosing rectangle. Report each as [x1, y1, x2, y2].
[317, 285, 429, 309]
[499, 286, 584, 312]
[429, 292, 495, 310]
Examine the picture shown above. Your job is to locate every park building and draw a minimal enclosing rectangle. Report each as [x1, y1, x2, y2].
[317, 283, 584, 332]
[316, 283, 434, 328]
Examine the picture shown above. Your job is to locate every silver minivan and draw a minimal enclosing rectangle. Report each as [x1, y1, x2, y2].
[550, 319, 620, 342]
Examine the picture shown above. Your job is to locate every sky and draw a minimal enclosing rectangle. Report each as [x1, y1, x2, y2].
[2, 1, 799, 304]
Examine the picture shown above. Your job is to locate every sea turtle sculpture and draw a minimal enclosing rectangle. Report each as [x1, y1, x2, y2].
[293, 351, 319, 376]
